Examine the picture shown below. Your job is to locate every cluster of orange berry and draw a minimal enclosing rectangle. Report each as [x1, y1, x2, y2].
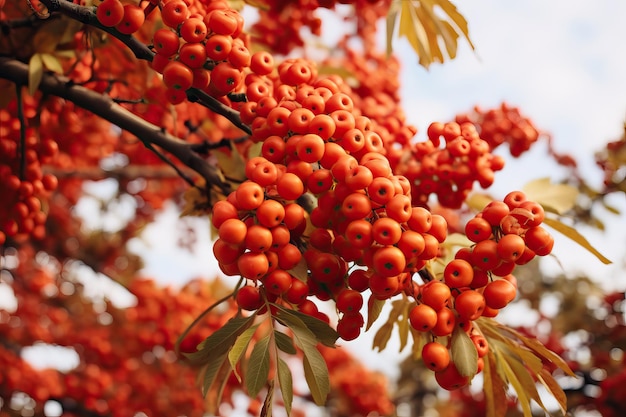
[400, 121, 505, 209]
[408, 190, 554, 389]
[0, 106, 59, 244]
[208, 50, 458, 341]
[456, 103, 541, 157]
[95, 0, 255, 103]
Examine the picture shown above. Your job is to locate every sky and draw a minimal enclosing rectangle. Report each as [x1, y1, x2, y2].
[3, 0, 626, 408]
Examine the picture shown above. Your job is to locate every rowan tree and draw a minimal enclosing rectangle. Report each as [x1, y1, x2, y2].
[0, 0, 624, 416]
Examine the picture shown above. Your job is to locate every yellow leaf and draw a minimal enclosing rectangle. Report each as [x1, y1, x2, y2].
[542, 217, 612, 265]
[386, 0, 401, 56]
[483, 351, 508, 417]
[497, 349, 533, 417]
[537, 368, 568, 415]
[466, 193, 493, 212]
[40, 53, 64, 74]
[391, 0, 474, 68]
[28, 54, 44, 97]
[523, 177, 579, 214]
[214, 148, 247, 183]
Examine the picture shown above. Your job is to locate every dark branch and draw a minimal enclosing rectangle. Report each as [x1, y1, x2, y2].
[0, 57, 230, 195]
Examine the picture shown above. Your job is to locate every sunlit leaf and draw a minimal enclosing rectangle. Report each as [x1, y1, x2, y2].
[373, 322, 394, 352]
[246, 334, 271, 398]
[505, 352, 546, 411]
[466, 193, 493, 212]
[497, 349, 532, 417]
[523, 177, 579, 214]
[386, 0, 401, 56]
[483, 350, 508, 417]
[366, 297, 386, 331]
[188, 315, 254, 364]
[276, 309, 330, 405]
[302, 351, 330, 406]
[543, 217, 612, 265]
[537, 368, 568, 414]
[276, 307, 339, 348]
[389, 0, 474, 68]
[277, 358, 293, 415]
[228, 325, 259, 382]
[274, 330, 297, 355]
[28, 54, 44, 97]
[450, 325, 478, 377]
[40, 53, 63, 74]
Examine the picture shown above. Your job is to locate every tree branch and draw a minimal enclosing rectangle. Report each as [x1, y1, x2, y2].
[0, 57, 230, 195]
[36, 0, 251, 134]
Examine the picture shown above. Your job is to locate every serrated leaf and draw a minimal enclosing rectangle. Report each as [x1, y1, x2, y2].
[28, 54, 44, 96]
[303, 351, 330, 405]
[228, 325, 259, 382]
[276, 308, 330, 405]
[506, 352, 546, 411]
[277, 307, 339, 347]
[497, 350, 532, 417]
[287, 257, 309, 283]
[260, 380, 274, 417]
[202, 352, 229, 397]
[523, 177, 579, 214]
[393, 0, 474, 68]
[483, 350, 508, 417]
[187, 315, 255, 365]
[543, 217, 612, 265]
[214, 147, 247, 183]
[40, 53, 63, 74]
[373, 323, 394, 352]
[386, 0, 401, 56]
[366, 297, 386, 331]
[246, 334, 272, 398]
[450, 325, 478, 377]
[537, 368, 568, 414]
[277, 358, 293, 416]
[494, 322, 576, 377]
[274, 330, 297, 355]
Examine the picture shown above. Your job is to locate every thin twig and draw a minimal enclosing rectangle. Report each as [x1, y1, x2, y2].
[0, 57, 230, 195]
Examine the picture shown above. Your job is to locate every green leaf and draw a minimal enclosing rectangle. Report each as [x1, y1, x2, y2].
[277, 307, 339, 347]
[202, 352, 229, 397]
[277, 309, 330, 405]
[246, 334, 272, 398]
[28, 54, 44, 97]
[274, 330, 297, 355]
[523, 177, 579, 214]
[228, 325, 259, 382]
[366, 297, 386, 331]
[187, 315, 255, 364]
[543, 217, 612, 265]
[302, 351, 330, 405]
[450, 325, 478, 377]
[277, 358, 293, 416]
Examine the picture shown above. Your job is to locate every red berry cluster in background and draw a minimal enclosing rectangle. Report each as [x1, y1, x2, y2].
[407, 190, 554, 390]
[455, 102, 541, 157]
[399, 121, 505, 209]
